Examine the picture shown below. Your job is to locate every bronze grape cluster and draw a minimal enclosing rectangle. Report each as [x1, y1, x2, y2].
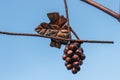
[63, 42, 85, 74]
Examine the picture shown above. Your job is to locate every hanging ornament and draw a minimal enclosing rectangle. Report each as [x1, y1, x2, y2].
[62, 42, 85, 74]
[0, 0, 114, 75]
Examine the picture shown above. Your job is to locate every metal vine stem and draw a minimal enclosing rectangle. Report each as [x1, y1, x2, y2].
[0, 0, 114, 44]
[81, 0, 120, 21]
[64, 0, 80, 40]
[0, 31, 113, 44]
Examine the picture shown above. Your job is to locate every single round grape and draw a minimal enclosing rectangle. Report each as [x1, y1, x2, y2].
[79, 59, 83, 65]
[72, 54, 79, 61]
[75, 50, 82, 56]
[66, 64, 73, 70]
[69, 44, 78, 51]
[80, 53, 86, 60]
[67, 50, 73, 57]
[73, 61, 80, 67]
[64, 47, 69, 54]
[62, 54, 67, 60]
[72, 67, 78, 74]
[76, 47, 83, 53]
[66, 57, 72, 63]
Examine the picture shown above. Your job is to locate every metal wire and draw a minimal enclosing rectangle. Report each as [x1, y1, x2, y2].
[64, 0, 80, 39]
[0, 31, 114, 44]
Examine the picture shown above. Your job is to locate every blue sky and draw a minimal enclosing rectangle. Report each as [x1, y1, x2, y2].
[0, 0, 120, 80]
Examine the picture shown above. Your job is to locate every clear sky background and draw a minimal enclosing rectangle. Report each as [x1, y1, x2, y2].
[0, 0, 120, 80]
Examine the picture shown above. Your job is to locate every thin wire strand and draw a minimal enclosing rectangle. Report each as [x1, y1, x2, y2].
[64, 0, 71, 39]
[0, 31, 114, 44]
[64, 0, 80, 40]
[70, 28, 80, 40]
[64, 0, 70, 26]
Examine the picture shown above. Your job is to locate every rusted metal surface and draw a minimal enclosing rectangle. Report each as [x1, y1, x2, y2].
[62, 42, 85, 74]
[81, 0, 120, 21]
[35, 12, 70, 48]
[47, 12, 59, 24]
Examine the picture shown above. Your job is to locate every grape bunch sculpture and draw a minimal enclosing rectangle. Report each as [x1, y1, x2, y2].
[63, 42, 85, 74]
[35, 12, 85, 74]
[0, 0, 114, 75]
